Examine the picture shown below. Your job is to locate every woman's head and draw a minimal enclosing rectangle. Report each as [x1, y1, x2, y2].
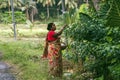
[47, 23, 56, 31]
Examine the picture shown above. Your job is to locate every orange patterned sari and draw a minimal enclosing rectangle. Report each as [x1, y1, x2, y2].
[47, 39, 63, 77]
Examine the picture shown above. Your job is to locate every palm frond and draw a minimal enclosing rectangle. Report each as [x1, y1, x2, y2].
[106, 0, 120, 27]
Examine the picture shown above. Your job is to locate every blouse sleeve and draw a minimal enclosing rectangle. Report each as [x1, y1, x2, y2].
[47, 31, 57, 41]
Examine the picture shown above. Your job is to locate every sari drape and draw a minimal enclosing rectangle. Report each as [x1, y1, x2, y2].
[47, 40, 63, 77]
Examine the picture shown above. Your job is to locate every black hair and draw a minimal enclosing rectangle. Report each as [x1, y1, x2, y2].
[47, 23, 54, 31]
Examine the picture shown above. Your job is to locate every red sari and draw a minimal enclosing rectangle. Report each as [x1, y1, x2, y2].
[47, 30, 63, 77]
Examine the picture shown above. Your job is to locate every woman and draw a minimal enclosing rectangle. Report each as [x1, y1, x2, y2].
[42, 23, 67, 77]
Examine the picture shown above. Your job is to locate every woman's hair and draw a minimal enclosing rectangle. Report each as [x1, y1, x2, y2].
[47, 23, 54, 30]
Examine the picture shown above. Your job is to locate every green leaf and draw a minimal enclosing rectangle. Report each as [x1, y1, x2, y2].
[106, 0, 120, 27]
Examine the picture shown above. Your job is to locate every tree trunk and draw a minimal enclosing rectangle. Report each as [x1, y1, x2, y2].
[31, 9, 34, 22]
[92, 0, 100, 11]
[47, 4, 49, 19]
[89, 0, 98, 13]
[77, 0, 84, 8]
[61, 0, 65, 13]
[26, 9, 29, 20]
[10, 0, 17, 40]
[8, 1, 11, 15]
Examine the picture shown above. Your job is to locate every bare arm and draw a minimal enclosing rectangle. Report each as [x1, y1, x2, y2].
[54, 24, 67, 38]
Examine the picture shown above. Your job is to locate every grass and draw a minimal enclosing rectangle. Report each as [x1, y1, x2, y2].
[0, 35, 72, 80]
[0, 24, 48, 38]
[0, 23, 50, 80]
[0, 40, 48, 79]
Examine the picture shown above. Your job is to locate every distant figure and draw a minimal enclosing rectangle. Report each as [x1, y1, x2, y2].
[41, 23, 67, 77]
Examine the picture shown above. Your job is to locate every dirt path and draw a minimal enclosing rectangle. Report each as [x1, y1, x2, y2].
[0, 52, 16, 80]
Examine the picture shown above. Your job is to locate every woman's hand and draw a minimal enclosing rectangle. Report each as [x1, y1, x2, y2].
[55, 24, 68, 37]
[62, 24, 67, 30]
[63, 24, 67, 28]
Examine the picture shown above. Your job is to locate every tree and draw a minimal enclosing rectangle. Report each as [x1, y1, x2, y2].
[58, 0, 77, 11]
[76, 0, 84, 7]
[92, 0, 100, 11]
[0, 0, 21, 13]
[61, 0, 65, 13]
[18, 0, 38, 22]
[37, 0, 55, 18]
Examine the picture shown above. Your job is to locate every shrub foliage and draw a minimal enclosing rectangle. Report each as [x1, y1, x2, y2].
[65, 0, 120, 80]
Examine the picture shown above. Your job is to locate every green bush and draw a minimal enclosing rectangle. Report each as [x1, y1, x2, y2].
[64, 1, 120, 80]
[0, 11, 26, 24]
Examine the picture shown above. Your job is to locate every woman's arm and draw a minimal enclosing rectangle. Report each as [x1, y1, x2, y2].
[54, 24, 67, 37]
